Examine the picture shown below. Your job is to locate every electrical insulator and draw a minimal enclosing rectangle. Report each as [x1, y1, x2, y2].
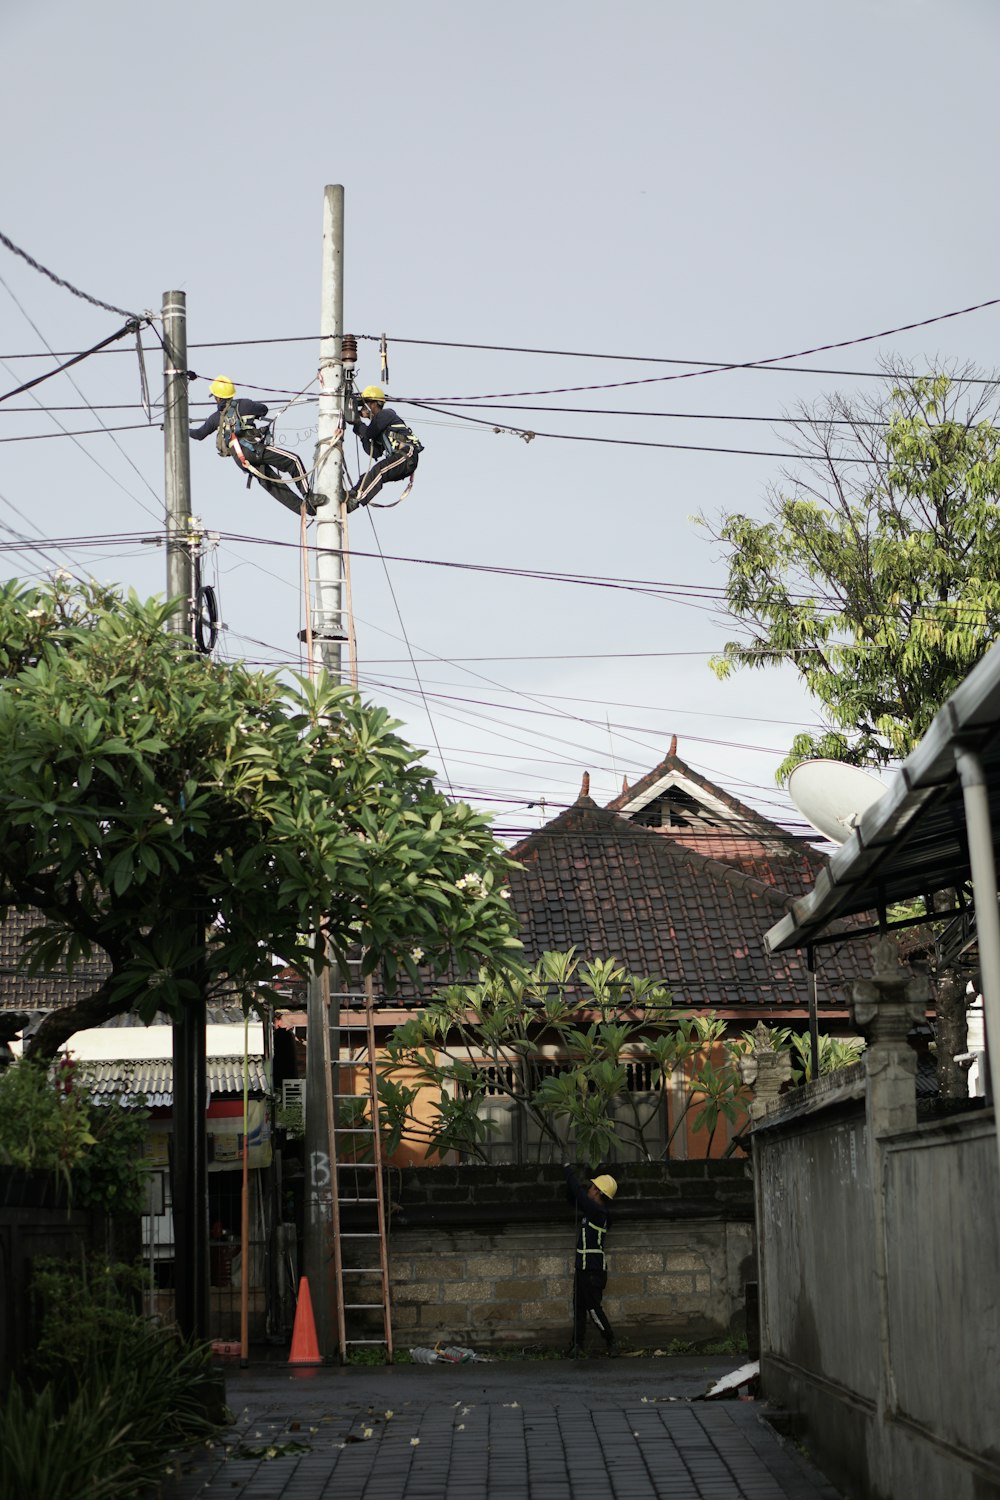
[342, 333, 358, 368]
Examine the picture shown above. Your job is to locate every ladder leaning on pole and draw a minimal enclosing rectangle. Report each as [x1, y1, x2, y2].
[325, 966, 393, 1363]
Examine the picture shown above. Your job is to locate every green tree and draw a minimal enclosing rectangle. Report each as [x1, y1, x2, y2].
[377, 950, 749, 1163]
[702, 367, 1000, 1094]
[0, 578, 519, 1060]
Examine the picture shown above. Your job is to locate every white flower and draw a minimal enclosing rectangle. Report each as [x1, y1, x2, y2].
[362, 1427, 373, 1439]
[410, 1437, 420, 1447]
[500, 890, 512, 900]
[410, 948, 424, 964]
[26, 609, 43, 619]
[164, 817, 174, 827]
[456, 1424, 465, 1431]
[383, 1410, 393, 1420]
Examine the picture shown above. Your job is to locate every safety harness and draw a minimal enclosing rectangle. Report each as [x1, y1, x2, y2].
[215, 399, 267, 463]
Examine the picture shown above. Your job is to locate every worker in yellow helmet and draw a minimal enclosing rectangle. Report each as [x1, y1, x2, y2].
[346, 385, 422, 513]
[190, 377, 318, 516]
[563, 1162, 619, 1357]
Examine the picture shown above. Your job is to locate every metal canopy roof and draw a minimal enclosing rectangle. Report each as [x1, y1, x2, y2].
[766, 636, 1000, 955]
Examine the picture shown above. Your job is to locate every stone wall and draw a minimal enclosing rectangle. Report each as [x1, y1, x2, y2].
[355, 1162, 755, 1350]
[753, 1073, 1000, 1500]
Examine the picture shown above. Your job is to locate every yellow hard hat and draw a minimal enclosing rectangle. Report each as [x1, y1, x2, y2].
[210, 376, 236, 399]
[591, 1174, 618, 1200]
[360, 385, 386, 404]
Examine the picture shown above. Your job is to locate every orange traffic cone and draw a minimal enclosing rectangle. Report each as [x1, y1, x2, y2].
[288, 1276, 323, 1366]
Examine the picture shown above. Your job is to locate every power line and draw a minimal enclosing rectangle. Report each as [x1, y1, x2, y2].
[395, 295, 1000, 401]
[359, 677, 792, 756]
[406, 400, 825, 459]
[0, 323, 143, 405]
[0, 281, 164, 527]
[4, 293, 1000, 385]
[0, 229, 143, 320]
[0, 422, 153, 442]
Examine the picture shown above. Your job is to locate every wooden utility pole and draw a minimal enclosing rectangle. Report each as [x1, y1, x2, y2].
[161, 289, 209, 1341]
[303, 187, 348, 1357]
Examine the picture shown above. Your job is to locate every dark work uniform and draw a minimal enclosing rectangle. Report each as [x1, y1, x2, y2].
[190, 399, 313, 515]
[564, 1165, 616, 1353]
[348, 404, 420, 510]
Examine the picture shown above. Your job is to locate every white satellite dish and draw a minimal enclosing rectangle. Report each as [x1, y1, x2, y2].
[787, 759, 888, 844]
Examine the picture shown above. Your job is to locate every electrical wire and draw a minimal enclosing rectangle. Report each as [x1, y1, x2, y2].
[0, 229, 143, 320]
[359, 678, 792, 755]
[359, 667, 815, 728]
[404, 398, 876, 461]
[0, 397, 896, 429]
[393, 295, 1000, 401]
[0, 280, 164, 526]
[0, 423, 155, 442]
[0, 323, 142, 404]
[6, 291, 1000, 389]
[360, 510, 455, 797]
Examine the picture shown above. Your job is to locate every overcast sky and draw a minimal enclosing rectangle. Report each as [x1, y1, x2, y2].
[3, 0, 1000, 841]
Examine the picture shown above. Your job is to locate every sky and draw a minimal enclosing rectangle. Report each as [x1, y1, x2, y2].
[3, 0, 1000, 843]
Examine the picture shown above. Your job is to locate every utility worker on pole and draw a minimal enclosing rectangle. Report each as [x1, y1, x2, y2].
[346, 385, 422, 513]
[190, 376, 317, 516]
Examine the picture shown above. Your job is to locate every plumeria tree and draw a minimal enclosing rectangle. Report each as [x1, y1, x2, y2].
[376, 950, 749, 1164]
[0, 577, 520, 1060]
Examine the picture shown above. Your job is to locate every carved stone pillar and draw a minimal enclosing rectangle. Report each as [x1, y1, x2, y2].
[851, 935, 928, 1136]
[739, 1020, 794, 1122]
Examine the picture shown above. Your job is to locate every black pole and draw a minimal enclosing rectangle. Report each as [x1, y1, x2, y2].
[172, 940, 209, 1341]
[807, 945, 821, 1082]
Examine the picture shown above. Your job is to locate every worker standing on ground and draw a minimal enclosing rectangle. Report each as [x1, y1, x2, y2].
[563, 1163, 618, 1358]
[190, 376, 317, 516]
[346, 385, 422, 512]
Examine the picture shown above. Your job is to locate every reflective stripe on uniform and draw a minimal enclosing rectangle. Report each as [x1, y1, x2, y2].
[576, 1220, 606, 1269]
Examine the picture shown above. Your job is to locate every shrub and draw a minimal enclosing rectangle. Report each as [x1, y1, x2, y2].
[18, 1255, 223, 1496]
[0, 1381, 138, 1500]
[0, 1057, 94, 1192]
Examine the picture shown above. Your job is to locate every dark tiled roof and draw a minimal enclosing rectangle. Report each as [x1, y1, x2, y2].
[503, 794, 867, 1009]
[0, 908, 111, 1012]
[607, 746, 827, 898]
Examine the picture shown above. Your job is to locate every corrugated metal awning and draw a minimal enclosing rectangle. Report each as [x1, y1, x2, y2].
[765, 636, 1000, 955]
[77, 1054, 270, 1107]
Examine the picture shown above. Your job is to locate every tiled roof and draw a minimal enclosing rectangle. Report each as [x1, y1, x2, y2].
[503, 793, 867, 1009]
[606, 744, 827, 898]
[0, 908, 111, 1012]
[77, 1054, 270, 1106]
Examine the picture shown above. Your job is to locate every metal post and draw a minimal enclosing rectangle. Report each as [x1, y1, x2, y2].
[162, 290, 208, 1340]
[954, 746, 1000, 1188]
[302, 188, 347, 1357]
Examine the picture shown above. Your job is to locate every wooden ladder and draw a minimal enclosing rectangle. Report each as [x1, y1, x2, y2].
[323, 966, 393, 1363]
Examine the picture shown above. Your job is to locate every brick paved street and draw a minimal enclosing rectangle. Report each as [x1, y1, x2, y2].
[164, 1356, 842, 1500]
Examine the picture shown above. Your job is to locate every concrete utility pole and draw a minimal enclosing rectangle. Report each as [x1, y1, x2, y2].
[161, 289, 209, 1341]
[303, 187, 348, 1356]
[163, 290, 194, 637]
[311, 183, 348, 679]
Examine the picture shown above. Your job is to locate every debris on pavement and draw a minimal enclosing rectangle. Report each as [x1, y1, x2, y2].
[410, 1344, 493, 1364]
[698, 1360, 761, 1400]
